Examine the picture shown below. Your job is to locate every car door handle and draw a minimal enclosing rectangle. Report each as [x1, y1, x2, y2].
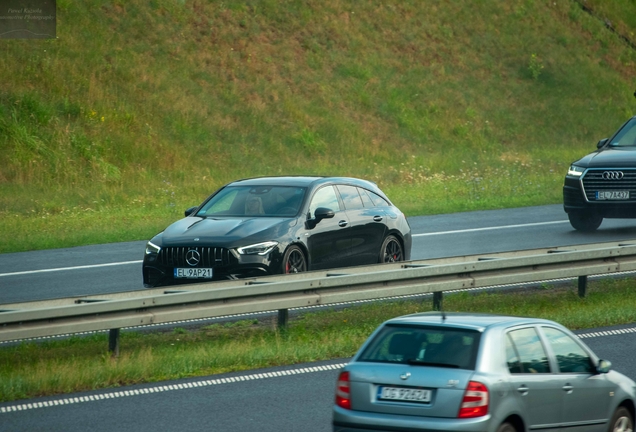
[517, 385, 529, 395]
[338, 220, 348, 227]
[562, 384, 573, 393]
[373, 216, 383, 222]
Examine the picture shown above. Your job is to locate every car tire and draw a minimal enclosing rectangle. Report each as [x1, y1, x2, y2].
[609, 407, 633, 432]
[568, 212, 603, 232]
[497, 423, 517, 432]
[281, 245, 307, 274]
[380, 235, 403, 263]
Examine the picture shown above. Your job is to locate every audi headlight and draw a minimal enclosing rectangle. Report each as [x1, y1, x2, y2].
[236, 241, 278, 255]
[145, 241, 161, 255]
[568, 165, 585, 177]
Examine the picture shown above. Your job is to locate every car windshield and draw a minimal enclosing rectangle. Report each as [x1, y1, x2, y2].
[357, 324, 481, 370]
[196, 185, 307, 217]
[610, 118, 636, 147]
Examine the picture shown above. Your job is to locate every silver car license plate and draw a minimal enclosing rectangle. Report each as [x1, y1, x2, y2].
[597, 191, 629, 200]
[377, 386, 431, 403]
[174, 268, 213, 279]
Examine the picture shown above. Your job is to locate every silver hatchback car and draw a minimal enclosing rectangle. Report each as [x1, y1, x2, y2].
[333, 312, 636, 432]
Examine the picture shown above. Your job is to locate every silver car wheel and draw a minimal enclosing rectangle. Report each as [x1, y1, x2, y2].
[611, 408, 633, 432]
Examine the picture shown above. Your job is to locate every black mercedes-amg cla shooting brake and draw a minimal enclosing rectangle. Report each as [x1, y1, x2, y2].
[143, 176, 412, 287]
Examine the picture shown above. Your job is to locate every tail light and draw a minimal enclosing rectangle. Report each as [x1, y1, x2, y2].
[458, 381, 489, 418]
[335, 371, 351, 409]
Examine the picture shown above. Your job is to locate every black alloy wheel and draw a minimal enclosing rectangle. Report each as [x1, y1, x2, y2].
[380, 235, 403, 263]
[568, 212, 603, 232]
[282, 245, 307, 274]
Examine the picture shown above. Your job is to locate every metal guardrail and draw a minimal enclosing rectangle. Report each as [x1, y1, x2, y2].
[1, 240, 636, 346]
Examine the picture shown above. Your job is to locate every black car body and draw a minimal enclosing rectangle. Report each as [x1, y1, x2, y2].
[143, 176, 412, 287]
[563, 115, 636, 231]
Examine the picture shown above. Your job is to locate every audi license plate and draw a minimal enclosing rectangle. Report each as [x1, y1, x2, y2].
[377, 386, 431, 403]
[597, 191, 629, 200]
[174, 268, 213, 279]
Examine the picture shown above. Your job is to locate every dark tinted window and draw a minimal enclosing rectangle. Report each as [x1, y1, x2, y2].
[337, 185, 364, 210]
[309, 186, 341, 216]
[610, 118, 636, 147]
[358, 188, 375, 208]
[507, 327, 551, 373]
[542, 327, 594, 374]
[367, 190, 390, 207]
[197, 186, 306, 217]
[357, 324, 480, 370]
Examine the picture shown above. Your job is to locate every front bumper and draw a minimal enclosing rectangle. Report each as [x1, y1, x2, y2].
[142, 246, 284, 288]
[563, 176, 636, 217]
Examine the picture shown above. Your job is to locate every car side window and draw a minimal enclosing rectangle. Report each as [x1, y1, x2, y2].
[358, 188, 375, 208]
[308, 186, 341, 216]
[337, 185, 364, 210]
[542, 327, 594, 374]
[507, 327, 551, 373]
[367, 190, 390, 207]
[505, 334, 523, 373]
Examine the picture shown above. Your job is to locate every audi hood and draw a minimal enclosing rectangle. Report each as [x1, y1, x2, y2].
[574, 147, 636, 168]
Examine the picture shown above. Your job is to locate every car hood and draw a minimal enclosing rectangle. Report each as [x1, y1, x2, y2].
[575, 147, 636, 168]
[160, 216, 295, 247]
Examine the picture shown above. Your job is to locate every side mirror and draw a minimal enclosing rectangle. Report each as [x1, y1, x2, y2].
[305, 207, 335, 229]
[597, 138, 609, 149]
[185, 206, 198, 217]
[596, 359, 612, 374]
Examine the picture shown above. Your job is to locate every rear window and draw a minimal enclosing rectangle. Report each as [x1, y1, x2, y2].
[357, 324, 481, 370]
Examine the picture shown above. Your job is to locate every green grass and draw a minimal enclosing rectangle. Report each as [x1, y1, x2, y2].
[1, 0, 636, 253]
[1, 277, 635, 403]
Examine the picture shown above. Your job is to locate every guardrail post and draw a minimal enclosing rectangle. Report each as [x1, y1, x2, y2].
[578, 276, 587, 298]
[433, 292, 443, 311]
[277, 309, 288, 329]
[109, 328, 120, 357]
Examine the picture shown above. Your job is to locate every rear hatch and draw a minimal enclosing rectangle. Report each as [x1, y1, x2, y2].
[348, 363, 474, 417]
[348, 323, 481, 417]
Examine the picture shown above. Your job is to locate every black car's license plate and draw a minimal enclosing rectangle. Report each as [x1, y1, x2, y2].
[597, 191, 629, 200]
[174, 268, 213, 279]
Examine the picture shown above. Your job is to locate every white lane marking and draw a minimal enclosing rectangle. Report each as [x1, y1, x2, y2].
[0, 261, 143, 277]
[1, 321, 634, 413]
[413, 220, 569, 237]
[0, 221, 569, 277]
[0, 362, 348, 413]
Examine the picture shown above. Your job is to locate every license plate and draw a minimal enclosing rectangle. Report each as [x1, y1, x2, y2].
[377, 386, 431, 403]
[596, 191, 630, 200]
[174, 268, 213, 279]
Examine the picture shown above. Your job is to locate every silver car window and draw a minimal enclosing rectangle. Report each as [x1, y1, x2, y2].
[542, 327, 594, 374]
[507, 327, 551, 373]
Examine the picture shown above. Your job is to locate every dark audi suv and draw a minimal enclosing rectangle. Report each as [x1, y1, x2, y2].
[143, 176, 412, 287]
[564, 115, 636, 231]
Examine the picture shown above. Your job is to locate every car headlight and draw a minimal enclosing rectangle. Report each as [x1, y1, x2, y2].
[568, 165, 585, 177]
[236, 241, 278, 255]
[145, 241, 161, 255]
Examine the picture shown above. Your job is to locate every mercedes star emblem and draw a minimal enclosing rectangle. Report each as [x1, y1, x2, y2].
[185, 249, 201, 267]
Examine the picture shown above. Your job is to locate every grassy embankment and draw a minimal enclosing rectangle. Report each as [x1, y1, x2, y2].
[1, 0, 636, 254]
[2, 0, 636, 403]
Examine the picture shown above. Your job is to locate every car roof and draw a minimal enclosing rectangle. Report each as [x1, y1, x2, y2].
[227, 176, 381, 190]
[384, 311, 557, 332]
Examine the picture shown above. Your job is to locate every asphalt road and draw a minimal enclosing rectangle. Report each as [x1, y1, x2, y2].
[1, 324, 635, 432]
[2, 204, 636, 431]
[3, 204, 636, 304]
